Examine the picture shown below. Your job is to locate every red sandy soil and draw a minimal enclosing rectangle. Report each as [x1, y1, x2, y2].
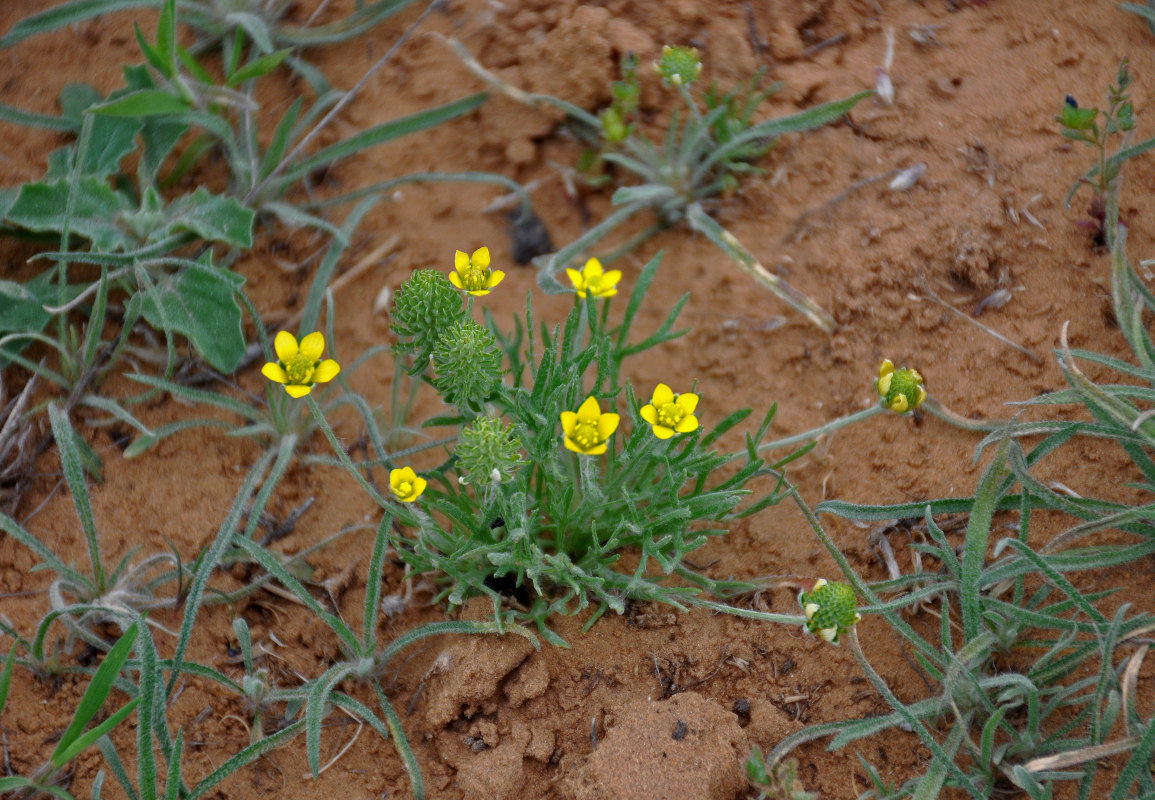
[2, 0, 1155, 798]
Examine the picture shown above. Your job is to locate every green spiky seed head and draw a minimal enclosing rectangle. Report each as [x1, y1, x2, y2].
[655, 45, 702, 87]
[799, 579, 860, 644]
[456, 416, 524, 487]
[391, 269, 464, 367]
[432, 319, 503, 414]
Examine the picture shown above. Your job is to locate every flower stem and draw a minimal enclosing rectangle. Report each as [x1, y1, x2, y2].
[921, 395, 1006, 432]
[308, 396, 390, 509]
[758, 405, 884, 452]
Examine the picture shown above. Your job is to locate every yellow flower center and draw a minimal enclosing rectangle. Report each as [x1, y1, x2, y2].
[460, 265, 490, 292]
[284, 352, 316, 385]
[397, 480, 413, 497]
[586, 274, 609, 295]
[572, 420, 600, 449]
[656, 402, 685, 429]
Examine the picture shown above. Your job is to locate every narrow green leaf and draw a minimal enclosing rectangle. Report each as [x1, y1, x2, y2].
[188, 719, 304, 800]
[226, 48, 291, 87]
[0, 100, 75, 131]
[52, 623, 139, 766]
[164, 730, 184, 800]
[133, 23, 170, 79]
[0, 647, 15, 716]
[55, 696, 140, 766]
[961, 441, 1011, 642]
[155, 0, 177, 78]
[48, 404, 105, 591]
[0, 0, 161, 50]
[283, 93, 487, 183]
[90, 90, 192, 118]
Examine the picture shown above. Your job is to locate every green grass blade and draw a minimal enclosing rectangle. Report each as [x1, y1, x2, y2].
[306, 663, 355, 777]
[0, 511, 92, 592]
[693, 90, 872, 185]
[232, 535, 361, 656]
[371, 680, 425, 800]
[126, 373, 261, 421]
[166, 448, 275, 695]
[0, 101, 76, 131]
[48, 403, 105, 592]
[362, 515, 392, 653]
[0, 0, 161, 49]
[281, 93, 487, 184]
[297, 197, 377, 334]
[0, 647, 14, 716]
[96, 736, 141, 800]
[52, 623, 139, 766]
[0, 776, 74, 799]
[187, 719, 305, 800]
[275, 0, 419, 45]
[164, 730, 184, 800]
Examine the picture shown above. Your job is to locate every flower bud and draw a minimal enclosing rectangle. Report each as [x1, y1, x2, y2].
[392, 269, 465, 368]
[875, 359, 926, 414]
[456, 416, 524, 488]
[655, 45, 702, 87]
[799, 579, 861, 644]
[432, 319, 503, 413]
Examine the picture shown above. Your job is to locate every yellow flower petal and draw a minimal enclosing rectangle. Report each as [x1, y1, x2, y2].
[675, 414, 698, 433]
[560, 411, 578, 436]
[876, 373, 892, 396]
[583, 257, 604, 279]
[566, 268, 585, 292]
[915, 385, 927, 406]
[313, 359, 341, 384]
[563, 436, 584, 454]
[602, 270, 622, 288]
[652, 384, 674, 405]
[879, 359, 894, 379]
[448, 272, 465, 290]
[577, 396, 601, 420]
[468, 288, 491, 297]
[639, 404, 657, 424]
[274, 330, 298, 363]
[390, 467, 416, 491]
[410, 476, 428, 498]
[487, 270, 505, 289]
[652, 424, 675, 440]
[890, 394, 909, 413]
[472, 247, 490, 268]
[262, 362, 288, 384]
[299, 332, 325, 361]
[676, 392, 699, 414]
[284, 383, 312, 398]
[584, 441, 608, 455]
[597, 412, 620, 440]
[455, 250, 470, 271]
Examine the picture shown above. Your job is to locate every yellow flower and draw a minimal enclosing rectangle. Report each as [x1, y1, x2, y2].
[449, 247, 505, 296]
[561, 396, 620, 455]
[875, 359, 927, 414]
[261, 331, 340, 398]
[566, 257, 622, 299]
[389, 466, 427, 503]
[639, 384, 699, 439]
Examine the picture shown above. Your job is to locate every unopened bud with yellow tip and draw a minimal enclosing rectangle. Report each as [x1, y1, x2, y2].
[875, 359, 926, 414]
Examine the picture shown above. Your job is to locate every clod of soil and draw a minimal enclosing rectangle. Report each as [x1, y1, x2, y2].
[562, 691, 749, 800]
